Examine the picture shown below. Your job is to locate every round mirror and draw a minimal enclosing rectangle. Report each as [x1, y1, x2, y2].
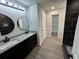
[17, 16, 29, 31]
[0, 14, 15, 35]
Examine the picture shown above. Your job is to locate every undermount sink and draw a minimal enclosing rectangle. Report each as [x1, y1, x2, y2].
[0, 39, 19, 50]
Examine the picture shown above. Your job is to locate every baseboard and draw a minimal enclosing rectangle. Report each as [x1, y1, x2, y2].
[58, 36, 63, 39]
[38, 37, 47, 46]
[39, 41, 43, 46]
[47, 35, 51, 38]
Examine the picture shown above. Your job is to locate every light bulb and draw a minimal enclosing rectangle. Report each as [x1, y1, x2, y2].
[18, 6, 22, 9]
[0, 0, 6, 4]
[22, 8, 25, 10]
[8, 2, 13, 6]
[14, 4, 18, 8]
[51, 6, 55, 10]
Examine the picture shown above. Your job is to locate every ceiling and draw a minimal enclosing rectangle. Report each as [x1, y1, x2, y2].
[7, 0, 67, 11]
[37, 0, 67, 11]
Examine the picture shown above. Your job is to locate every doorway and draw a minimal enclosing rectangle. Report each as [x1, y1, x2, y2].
[51, 14, 59, 37]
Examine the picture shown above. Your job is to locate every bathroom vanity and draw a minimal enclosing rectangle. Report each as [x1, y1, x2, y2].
[0, 8, 37, 59]
[0, 32, 37, 59]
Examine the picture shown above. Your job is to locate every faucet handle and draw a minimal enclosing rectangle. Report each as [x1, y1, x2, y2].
[3, 36, 9, 43]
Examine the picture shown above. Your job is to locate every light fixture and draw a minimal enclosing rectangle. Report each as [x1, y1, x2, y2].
[18, 6, 25, 10]
[14, 4, 18, 8]
[0, 0, 6, 4]
[0, 0, 24, 11]
[51, 6, 55, 10]
[8, 2, 13, 6]
[18, 6, 22, 9]
[22, 8, 25, 10]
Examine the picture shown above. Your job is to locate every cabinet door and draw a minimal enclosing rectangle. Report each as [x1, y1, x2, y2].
[15, 37, 32, 59]
[0, 34, 37, 59]
[31, 34, 37, 48]
[0, 46, 19, 59]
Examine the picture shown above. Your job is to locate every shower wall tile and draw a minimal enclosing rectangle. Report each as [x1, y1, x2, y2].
[63, 0, 79, 46]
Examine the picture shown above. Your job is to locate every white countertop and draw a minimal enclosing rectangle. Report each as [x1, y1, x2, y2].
[0, 32, 36, 54]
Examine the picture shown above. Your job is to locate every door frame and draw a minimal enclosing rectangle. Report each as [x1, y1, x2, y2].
[38, 8, 47, 46]
[41, 10, 47, 44]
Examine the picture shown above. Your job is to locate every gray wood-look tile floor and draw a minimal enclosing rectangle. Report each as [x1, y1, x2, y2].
[25, 36, 64, 59]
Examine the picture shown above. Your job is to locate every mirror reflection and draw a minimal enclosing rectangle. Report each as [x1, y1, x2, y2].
[0, 14, 14, 35]
[17, 16, 29, 31]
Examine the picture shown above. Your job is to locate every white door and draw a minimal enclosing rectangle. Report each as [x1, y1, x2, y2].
[38, 8, 47, 45]
[52, 14, 59, 36]
[41, 11, 47, 41]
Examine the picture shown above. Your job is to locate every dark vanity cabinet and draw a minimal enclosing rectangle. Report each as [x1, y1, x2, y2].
[63, 0, 79, 59]
[0, 33, 37, 59]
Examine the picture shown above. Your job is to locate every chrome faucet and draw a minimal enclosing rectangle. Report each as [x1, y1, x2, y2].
[3, 36, 9, 43]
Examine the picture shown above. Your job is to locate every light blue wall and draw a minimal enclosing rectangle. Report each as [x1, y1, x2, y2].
[28, 4, 38, 31]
